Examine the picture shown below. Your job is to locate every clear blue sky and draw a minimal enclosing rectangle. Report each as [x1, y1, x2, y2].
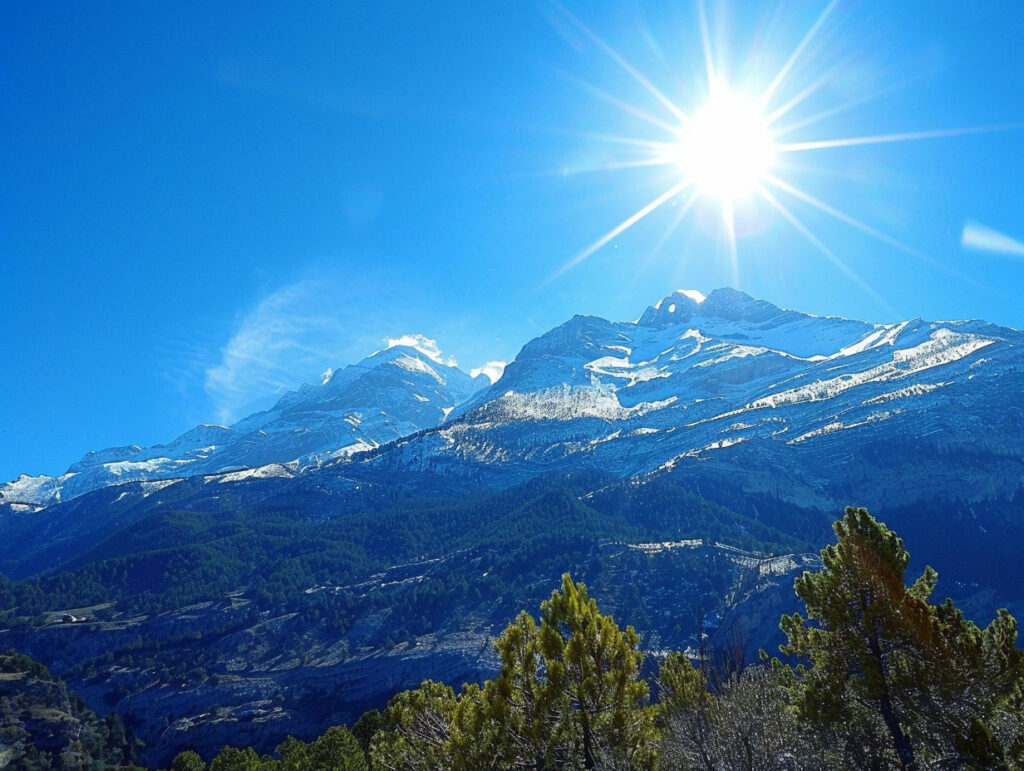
[3, 1, 1023, 479]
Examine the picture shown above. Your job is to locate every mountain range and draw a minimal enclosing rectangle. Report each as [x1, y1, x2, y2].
[0, 343, 487, 509]
[0, 287, 1021, 764]
[6, 286, 1020, 513]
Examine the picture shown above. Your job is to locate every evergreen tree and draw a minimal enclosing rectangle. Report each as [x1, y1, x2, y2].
[275, 735, 310, 770]
[307, 725, 368, 770]
[538, 574, 654, 769]
[781, 506, 1024, 769]
[351, 708, 385, 758]
[209, 745, 265, 771]
[472, 574, 656, 769]
[171, 750, 207, 771]
[369, 680, 456, 770]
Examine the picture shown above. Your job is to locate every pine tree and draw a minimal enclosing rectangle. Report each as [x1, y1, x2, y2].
[538, 574, 655, 769]
[307, 725, 368, 770]
[780, 506, 1024, 769]
[209, 745, 264, 771]
[369, 680, 457, 770]
[471, 574, 656, 769]
[171, 750, 207, 771]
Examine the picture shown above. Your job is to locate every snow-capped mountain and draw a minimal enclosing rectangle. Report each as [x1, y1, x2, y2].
[4, 288, 1022, 513]
[0, 343, 488, 508]
[369, 288, 1024, 508]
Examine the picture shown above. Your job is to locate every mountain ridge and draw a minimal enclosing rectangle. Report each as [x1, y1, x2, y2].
[3, 288, 1021, 513]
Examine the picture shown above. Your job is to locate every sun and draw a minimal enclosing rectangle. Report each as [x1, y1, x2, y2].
[672, 87, 776, 200]
[543, 2, 1011, 300]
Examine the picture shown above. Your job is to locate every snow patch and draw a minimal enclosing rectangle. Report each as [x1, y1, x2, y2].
[383, 334, 457, 367]
[217, 464, 294, 484]
[487, 385, 676, 422]
[391, 354, 444, 384]
[140, 478, 181, 496]
[788, 411, 897, 444]
[862, 382, 952, 406]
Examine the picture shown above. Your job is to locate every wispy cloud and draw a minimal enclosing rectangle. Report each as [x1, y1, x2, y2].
[165, 267, 501, 426]
[202, 276, 384, 423]
[471, 361, 507, 383]
[962, 220, 1024, 258]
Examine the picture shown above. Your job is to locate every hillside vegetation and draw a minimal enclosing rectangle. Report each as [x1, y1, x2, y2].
[174, 508, 1024, 770]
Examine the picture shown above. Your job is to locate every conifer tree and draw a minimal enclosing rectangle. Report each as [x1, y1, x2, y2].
[171, 750, 207, 771]
[472, 574, 655, 769]
[307, 726, 368, 770]
[369, 680, 457, 770]
[781, 506, 1024, 769]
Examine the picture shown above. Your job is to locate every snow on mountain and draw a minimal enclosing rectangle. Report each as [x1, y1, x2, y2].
[0, 342, 488, 508]
[5, 289, 1022, 512]
[369, 289, 1024, 506]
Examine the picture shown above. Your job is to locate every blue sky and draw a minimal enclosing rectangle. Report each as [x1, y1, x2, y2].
[3, 1, 1023, 479]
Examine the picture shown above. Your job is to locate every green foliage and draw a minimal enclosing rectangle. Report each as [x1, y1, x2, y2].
[308, 726, 368, 770]
[209, 746, 265, 770]
[536, 574, 656, 769]
[370, 680, 457, 770]
[781, 506, 1024, 769]
[350, 708, 384, 758]
[270, 726, 368, 770]
[370, 575, 656, 769]
[656, 651, 707, 714]
[171, 749, 207, 771]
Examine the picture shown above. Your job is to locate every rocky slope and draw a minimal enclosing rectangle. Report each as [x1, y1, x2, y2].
[1, 536, 816, 766]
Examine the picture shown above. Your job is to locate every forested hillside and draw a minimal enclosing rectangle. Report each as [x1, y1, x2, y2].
[168, 509, 1024, 770]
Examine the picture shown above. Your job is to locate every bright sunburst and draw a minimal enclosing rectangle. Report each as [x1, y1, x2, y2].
[544, 1, 1017, 301]
[669, 85, 776, 201]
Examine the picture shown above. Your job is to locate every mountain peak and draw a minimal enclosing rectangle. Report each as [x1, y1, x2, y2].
[380, 334, 457, 368]
[637, 289, 704, 328]
[700, 288, 769, 319]
[638, 287, 790, 328]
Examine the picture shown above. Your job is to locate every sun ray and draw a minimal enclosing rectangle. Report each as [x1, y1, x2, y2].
[555, 69, 683, 136]
[776, 123, 1024, 153]
[770, 69, 933, 139]
[639, 186, 702, 273]
[758, 0, 838, 109]
[542, 4, 1014, 299]
[546, 177, 694, 282]
[721, 198, 740, 288]
[556, 156, 675, 176]
[552, 2, 690, 124]
[763, 174, 983, 288]
[498, 156, 676, 181]
[764, 70, 832, 126]
[759, 186, 899, 316]
[567, 132, 677, 151]
[697, 0, 716, 88]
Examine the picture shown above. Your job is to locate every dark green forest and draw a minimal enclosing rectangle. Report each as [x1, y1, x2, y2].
[0, 476, 814, 628]
[162, 508, 1022, 769]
